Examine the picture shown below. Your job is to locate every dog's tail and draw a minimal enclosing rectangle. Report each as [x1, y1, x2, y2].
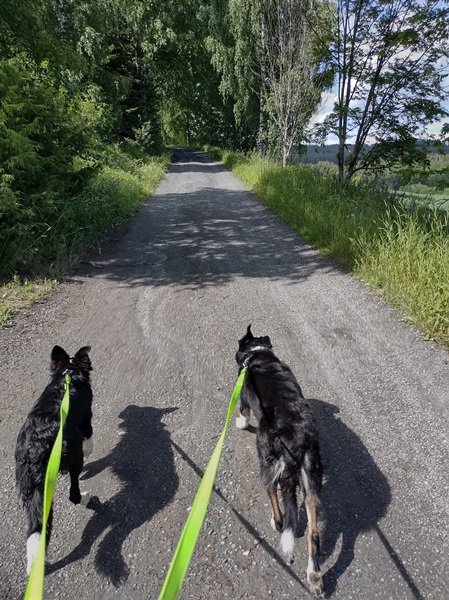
[280, 477, 299, 561]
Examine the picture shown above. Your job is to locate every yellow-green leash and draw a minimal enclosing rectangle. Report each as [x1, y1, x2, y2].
[24, 373, 71, 600]
[158, 367, 247, 600]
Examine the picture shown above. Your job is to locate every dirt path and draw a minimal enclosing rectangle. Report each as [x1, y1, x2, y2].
[1, 149, 448, 599]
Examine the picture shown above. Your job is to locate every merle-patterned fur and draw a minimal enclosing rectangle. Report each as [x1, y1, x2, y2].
[15, 345, 93, 573]
[235, 325, 323, 596]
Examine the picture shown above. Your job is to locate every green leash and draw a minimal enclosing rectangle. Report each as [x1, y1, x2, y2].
[25, 373, 71, 600]
[158, 367, 247, 600]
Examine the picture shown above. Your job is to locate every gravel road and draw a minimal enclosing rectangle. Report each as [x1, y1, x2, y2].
[1, 149, 448, 600]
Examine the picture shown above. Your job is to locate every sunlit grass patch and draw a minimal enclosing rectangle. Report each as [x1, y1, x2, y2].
[0, 276, 57, 326]
[355, 207, 449, 346]
[207, 146, 449, 350]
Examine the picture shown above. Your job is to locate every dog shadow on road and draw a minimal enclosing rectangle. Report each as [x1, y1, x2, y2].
[47, 405, 179, 586]
[309, 399, 421, 598]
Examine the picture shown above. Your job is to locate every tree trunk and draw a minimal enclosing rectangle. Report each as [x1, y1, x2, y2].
[337, 142, 345, 182]
[257, 17, 267, 156]
[282, 139, 289, 168]
[58, 0, 67, 41]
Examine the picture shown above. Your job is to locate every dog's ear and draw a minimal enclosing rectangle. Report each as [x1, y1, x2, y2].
[50, 346, 70, 373]
[260, 335, 272, 348]
[238, 324, 254, 348]
[73, 346, 92, 372]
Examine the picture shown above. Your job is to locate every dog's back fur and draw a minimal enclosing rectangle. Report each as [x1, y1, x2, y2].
[236, 325, 323, 596]
[15, 345, 93, 574]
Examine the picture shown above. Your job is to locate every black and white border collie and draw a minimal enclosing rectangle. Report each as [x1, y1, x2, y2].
[15, 345, 94, 574]
[235, 325, 323, 596]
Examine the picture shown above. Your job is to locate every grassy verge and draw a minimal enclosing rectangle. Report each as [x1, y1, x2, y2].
[204, 146, 449, 350]
[355, 207, 449, 345]
[0, 276, 57, 327]
[0, 144, 171, 326]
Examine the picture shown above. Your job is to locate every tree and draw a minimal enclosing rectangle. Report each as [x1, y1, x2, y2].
[315, 0, 449, 182]
[260, 0, 332, 166]
[0, 0, 61, 61]
[152, 0, 242, 148]
[205, 0, 262, 148]
[206, 0, 332, 160]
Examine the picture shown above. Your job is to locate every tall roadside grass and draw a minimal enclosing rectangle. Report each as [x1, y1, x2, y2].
[0, 144, 171, 325]
[58, 146, 170, 269]
[355, 207, 449, 346]
[205, 146, 449, 349]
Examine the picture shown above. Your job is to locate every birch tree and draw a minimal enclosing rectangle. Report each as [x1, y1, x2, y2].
[261, 0, 331, 166]
[206, 0, 332, 160]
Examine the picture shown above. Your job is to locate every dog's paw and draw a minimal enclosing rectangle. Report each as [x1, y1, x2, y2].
[236, 413, 250, 430]
[80, 492, 91, 507]
[307, 565, 323, 597]
[83, 436, 93, 461]
[307, 574, 323, 597]
[270, 513, 283, 532]
[26, 532, 40, 575]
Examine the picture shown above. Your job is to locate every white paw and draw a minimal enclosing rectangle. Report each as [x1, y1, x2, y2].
[26, 532, 40, 574]
[236, 413, 250, 430]
[270, 516, 277, 531]
[307, 559, 323, 596]
[80, 492, 90, 507]
[83, 436, 93, 460]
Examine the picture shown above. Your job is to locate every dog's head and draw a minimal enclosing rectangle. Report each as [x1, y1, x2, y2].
[50, 345, 92, 377]
[235, 324, 272, 367]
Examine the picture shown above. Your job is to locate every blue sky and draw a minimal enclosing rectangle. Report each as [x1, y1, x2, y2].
[313, 88, 449, 145]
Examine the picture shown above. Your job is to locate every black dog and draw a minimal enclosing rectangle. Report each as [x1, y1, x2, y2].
[15, 345, 94, 574]
[235, 325, 323, 596]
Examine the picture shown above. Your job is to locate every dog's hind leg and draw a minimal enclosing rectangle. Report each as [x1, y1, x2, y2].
[301, 454, 323, 596]
[267, 484, 284, 532]
[304, 491, 322, 596]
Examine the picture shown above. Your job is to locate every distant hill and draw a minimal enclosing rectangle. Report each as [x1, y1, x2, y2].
[295, 145, 341, 164]
[295, 140, 447, 165]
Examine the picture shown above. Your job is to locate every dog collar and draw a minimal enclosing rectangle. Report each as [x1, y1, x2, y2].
[243, 345, 270, 367]
[249, 345, 268, 353]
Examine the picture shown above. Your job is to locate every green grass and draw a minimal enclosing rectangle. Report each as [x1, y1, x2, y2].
[41, 145, 171, 272]
[399, 190, 449, 211]
[355, 207, 449, 345]
[1, 144, 171, 325]
[0, 276, 57, 327]
[206, 146, 449, 349]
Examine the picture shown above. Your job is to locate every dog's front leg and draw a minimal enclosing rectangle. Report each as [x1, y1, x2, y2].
[81, 415, 93, 461]
[69, 454, 89, 506]
[236, 386, 251, 430]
